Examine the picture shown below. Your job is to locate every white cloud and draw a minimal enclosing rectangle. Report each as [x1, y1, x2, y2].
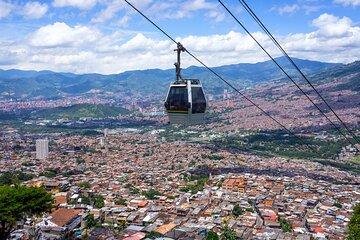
[52, 0, 98, 10]
[334, 0, 360, 6]
[29, 22, 102, 48]
[206, 10, 225, 22]
[0, 1, 48, 19]
[149, 0, 223, 21]
[91, 0, 152, 24]
[302, 5, 325, 14]
[2, 13, 360, 74]
[115, 15, 129, 27]
[22, 2, 48, 19]
[278, 4, 300, 15]
[120, 33, 171, 53]
[183, 0, 216, 12]
[91, 1, 124, 24]
[282, 13, 360, 62]
[273, 3, 324, 15]
[0, 1, 14, 19]
[311, 13, 352, 38]
[92, 0, 224, 24]
[0, 47, 20, 65]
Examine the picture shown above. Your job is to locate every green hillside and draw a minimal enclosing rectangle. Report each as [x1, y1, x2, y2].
[31, 103, 130, 120]
[0, 57, 341, 99]
[310, 61, 360, 90]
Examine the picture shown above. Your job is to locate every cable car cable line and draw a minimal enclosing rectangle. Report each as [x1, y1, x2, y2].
[237, 0, 360, 145]
[218, 0, 359, 151]
[123, 1, 207, 125]
[124, 0, 318, 151]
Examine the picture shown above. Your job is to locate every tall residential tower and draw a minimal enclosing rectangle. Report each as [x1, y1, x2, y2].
[36, 139, 49, 159]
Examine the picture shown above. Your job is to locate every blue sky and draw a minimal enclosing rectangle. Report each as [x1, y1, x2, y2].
[0, 0, 360, 73]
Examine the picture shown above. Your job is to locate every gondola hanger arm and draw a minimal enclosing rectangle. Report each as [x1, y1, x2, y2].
[175, 42, 186, 81]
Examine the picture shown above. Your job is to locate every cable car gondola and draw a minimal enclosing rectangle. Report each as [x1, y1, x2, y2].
[164, 43, 207, 124]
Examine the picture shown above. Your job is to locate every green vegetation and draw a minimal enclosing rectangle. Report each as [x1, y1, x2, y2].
[180, 176, 208, 194]
[63, 169, 83, 177]
[125, 183, 139, 195]
[145, 231, 162, 239]
[76, 158, 86, 164]
[220, 224, 237, 240]
[206, 230, 219, 240]
[85, 214, 97, 229]
[115, 199, 127, 205]
[79, 194, 91, 205]
[0, 171, 35, 185]
[31, 103, 130, 120]
[166, 195, 176, 200]
[94, 195, 105, 209]
[76, 181, 91, 189]
[334, 202, 342, 209]
[213, 131, 349, 160]
[278, 216, 292, 233]
[0, 185, 53, 240]
[78, 194, 104, 208]
[202, 154, 225, 160]
[82, 130, 102, 136]
[311, 60, 360, 91]
[245, 207, 254, 213]
[0, 119, 105, 135]
[348, 203, 360, 240]
[232, 204, 244, 217]
[315, 160, 360, 175]
[21, 161, 34, 166]
[39, 169, 57, 178]
[349, 156, 360, 164]
[0, 58, 339, 99]
[141, 189, 162, 200]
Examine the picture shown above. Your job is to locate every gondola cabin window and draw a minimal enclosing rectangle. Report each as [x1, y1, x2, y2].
[191, 87, 206, 113]
[167, 87, 189, 111]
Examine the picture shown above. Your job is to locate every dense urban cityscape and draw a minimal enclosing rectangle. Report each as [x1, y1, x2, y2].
[1, 73, 359, 239]
[1, 0, 360, 239]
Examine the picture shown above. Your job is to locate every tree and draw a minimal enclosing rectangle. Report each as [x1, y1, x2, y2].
[206, 230, 219, 240]
[334, 202, 342, 208]
[77, 181, 91, 189]
[348, 203, 360, 240]
[141, 189, 162, 200]
[0, 185, 53, 240]
[85, 214, 96, 229]
[79, 194, 90, 205]
[115, 199, 127, 205]
[94, 195, 104, 209]
[220, 218, 237, 240]
[232, 204, 244, 217]
[220, 225, 237, 240]
[0, 171, 34, 185]
[76, 158, 85, 164]
[245, 207, 254, 213]
[278, 216, 292, 233]
[145, 231, 162, 239]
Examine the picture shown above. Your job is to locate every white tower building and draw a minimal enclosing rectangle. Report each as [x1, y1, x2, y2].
[36, 139, 49, 159]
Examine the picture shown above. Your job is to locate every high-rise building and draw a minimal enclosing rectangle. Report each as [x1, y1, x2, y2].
[104, 128, 109, 138]
[223, 89, 228, 99]
[99, 137, 105, 147]
[36, 139, 49, 159]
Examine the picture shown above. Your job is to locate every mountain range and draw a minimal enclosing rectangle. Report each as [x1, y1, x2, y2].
[0, 57, 352, 99]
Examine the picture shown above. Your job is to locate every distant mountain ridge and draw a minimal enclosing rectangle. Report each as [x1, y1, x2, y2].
[314, 61, 360, 92]
[0, 57, 342, 99]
